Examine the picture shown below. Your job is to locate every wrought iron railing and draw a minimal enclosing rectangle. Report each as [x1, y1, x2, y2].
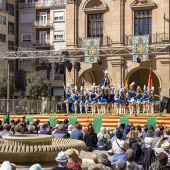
[18, 2, 35, 8]
[32, 39, 52, 47]
[33, 20, 53, 27]
[125, 33, 170, 46]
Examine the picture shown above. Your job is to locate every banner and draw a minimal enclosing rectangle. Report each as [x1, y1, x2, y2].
[83, 38, 100, 63]
[132, 35, 149, 62]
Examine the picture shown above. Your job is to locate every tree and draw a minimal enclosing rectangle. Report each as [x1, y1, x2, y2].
[25, 72, 52, 99]
[0, 76, 15, 99]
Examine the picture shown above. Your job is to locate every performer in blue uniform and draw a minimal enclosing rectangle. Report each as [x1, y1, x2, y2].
[64, 83, 72, 115]
[101, 88, 108, 115]
[115, 88, 120, 114]
[128, 82, 136, 115]
[148, 87, 156, 114]
[84, 90, 90, 114]
[108, 87, 115, 115]
[135, 86, 142, 115]
[96, 88, 102, 114]
[90, 86, 97, 115]
[79, 86, 85, 114]
[119, 88, 125, 115]
[141, 85, 149, 114]
[73, 87, 79, 114]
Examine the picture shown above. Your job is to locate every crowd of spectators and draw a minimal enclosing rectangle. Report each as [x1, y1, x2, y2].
[0, 117, 170, 170]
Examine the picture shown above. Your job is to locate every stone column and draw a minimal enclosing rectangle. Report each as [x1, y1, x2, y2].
[107, 56, 124, 86]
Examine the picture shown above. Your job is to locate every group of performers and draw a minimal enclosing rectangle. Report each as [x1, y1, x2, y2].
[64, 71, 158, 115]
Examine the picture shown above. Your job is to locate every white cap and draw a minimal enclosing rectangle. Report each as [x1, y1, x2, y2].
[151, 86, 154, 91]
[143, 85, 146, 90]
[104, 70, 108, 74]
[137, 86, 140, 90]
[101, 86, 104, 89]
[67, 83, 70, 88]
[130, 82, 135, 87]
[80, 86, 83, 90]
[74, 86, 77, 90]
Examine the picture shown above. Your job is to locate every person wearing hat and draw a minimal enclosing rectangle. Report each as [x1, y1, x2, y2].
[90, 86, 97, 115]
[64, 84, 72, 115]
[52, 151, 70, 170]
[84, 90, 90, 114]
[72, 88, 79, 115]
[134, 86, 142, 115]
[108, 87, 115, 115]
[0, 160, 16, 170]
[79, 86, 85, 114]
[65, 149, 82, 170]
[141, 85, 149, 114]
[29, 163, 42, 170]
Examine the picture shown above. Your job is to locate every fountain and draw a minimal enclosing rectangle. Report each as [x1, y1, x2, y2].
[0, 135, 86, 165]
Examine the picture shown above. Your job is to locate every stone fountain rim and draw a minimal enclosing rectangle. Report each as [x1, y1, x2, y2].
[3, 134, 53, 140]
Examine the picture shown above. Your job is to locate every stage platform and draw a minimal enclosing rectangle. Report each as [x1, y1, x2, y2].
[1, 113, 170, 133]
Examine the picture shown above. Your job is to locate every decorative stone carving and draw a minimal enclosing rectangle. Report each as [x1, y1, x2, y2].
[130, 0, 157, 9]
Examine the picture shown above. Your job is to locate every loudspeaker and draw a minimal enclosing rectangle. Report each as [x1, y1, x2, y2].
[59, 63, 65, 74]
[160, 96, 170, 113]
[14, 69, 25, 90]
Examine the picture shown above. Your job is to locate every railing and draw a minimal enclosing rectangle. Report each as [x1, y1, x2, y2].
[0, 99, 66, 114]
[125, 33, 170, 46]
[33, 20, 53, 27]
[18, 2, 35, 8]
[32, 39, 52, 47]
[35, 0, 66, 8]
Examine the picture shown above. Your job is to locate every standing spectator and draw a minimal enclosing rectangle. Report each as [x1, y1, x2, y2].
[53, 123, 70, 138]
[29, 163, 42, 170]
[97, 127, 110, 151]
[144, 130, 154, 148]
[65, 149, 82, 170]
[149, 152, 168, 170]
[51, 151, 70, 170]
[142, 125, 148, 138]
[84, 125, 97, 151]
[70, 123, 83, 140]
[38, 124, 51, 135]
[0, 124, 12, 137]
[111, 131, 128, 162]
[151, 130, 161, 147]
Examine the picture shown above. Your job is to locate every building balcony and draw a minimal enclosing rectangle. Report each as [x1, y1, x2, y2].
[18, 2, 35, 9]
[32, 39, 53, 47]
[35, 0, 66, 8]
[125, 33, 170, 46]
[33, 20, 53, 28]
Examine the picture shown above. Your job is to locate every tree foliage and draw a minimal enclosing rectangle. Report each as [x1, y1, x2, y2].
[25, 72, 52, 99]
[0, 76, 15, 99]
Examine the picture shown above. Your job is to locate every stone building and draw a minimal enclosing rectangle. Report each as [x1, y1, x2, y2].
[0, 0, 17, 77]
[18, 0, 66, 100]
[65, 0, 170, 99]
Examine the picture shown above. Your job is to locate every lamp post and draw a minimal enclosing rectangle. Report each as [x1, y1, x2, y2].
[6, 59, 10, 122]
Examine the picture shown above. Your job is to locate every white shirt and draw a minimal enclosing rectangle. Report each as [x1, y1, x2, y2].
[112, 139, 125, 154]
[144, 137, 153, 148]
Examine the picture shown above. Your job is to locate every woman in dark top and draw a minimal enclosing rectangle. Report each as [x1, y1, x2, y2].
[84, 125, 97, 151]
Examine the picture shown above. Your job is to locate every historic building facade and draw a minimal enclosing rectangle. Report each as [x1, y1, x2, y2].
[65, 0, 170, 99]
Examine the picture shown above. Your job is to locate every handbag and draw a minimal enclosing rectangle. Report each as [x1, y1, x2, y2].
[116, 140, 126, 152]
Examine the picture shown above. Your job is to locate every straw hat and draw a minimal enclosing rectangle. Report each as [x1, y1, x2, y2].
[127, 130, 138, 139]
[161, 140, 170, 151]
[65, 149, 81, 163]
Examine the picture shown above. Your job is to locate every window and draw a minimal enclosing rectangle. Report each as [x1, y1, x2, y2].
[8, 22, 14, 34]
[54, 11, 64, 21]
[0, 15, 6, 25]
[8, 41, 14, 51]
[0, 34, 6, 42]
[21, 14, 32, 23]
[21, 32, 31, 42]
[88, 14, 103, 45]
[54, 31, 64, 41]
[6, 4, 14, 16]
[134, 10, 152, 35]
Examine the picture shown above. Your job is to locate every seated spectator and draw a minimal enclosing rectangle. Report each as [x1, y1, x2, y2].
[127, 163, 140, 170]
[70, 123, 83, 140]
[24, 125, 36, 134]
[88, 153, 112, 170]
[14, 124, 23, 135]
[149, 152, 168, 170]
[53, 123, 70, 138]
[111, 131, 128, 162]
[52, 123, 60, 135]
[38, 124, 51, 135]
[164, 128, 170, 139]
[65, 149, 82, 170]
[151, 130, 161, 148]
[84, 122, 92, 134]
[144, 130, 154, 148]
[67, 125, 73, 135]
[142, 125, 148, 138]
[84, 125, 97, 151]
[111, 160, 127, 170]
[126, 149, 144, 170]
[0, 124, 12, 137]
[29, 163, 42, 170]
[97, 127, 110, 151]
[0, 160, 16, 170]
[52, 151, 70, 170]
[154, 138, 170, 165]
[64, 119, 69, 129]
